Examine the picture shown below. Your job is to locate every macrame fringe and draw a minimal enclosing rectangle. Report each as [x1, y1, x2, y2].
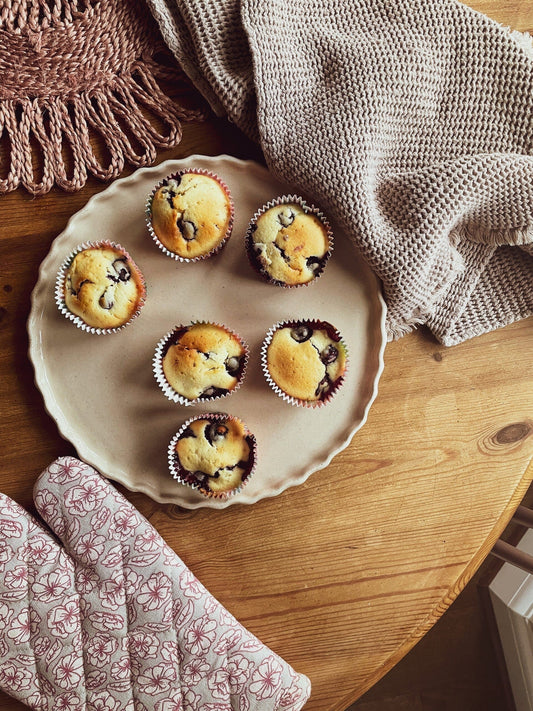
[0, 56, 207, 195]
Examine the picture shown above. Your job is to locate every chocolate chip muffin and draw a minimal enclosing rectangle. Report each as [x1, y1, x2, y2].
[168, 413, 257, 499]
[262, 319, 347, 406]
[57, 242, 146, 332]
[246, 196, 332, 286]
[148, 169, 233, 260]
[154, 322, 248, 404]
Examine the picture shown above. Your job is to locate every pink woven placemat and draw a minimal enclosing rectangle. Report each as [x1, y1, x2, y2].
[0, 0, 208, 195]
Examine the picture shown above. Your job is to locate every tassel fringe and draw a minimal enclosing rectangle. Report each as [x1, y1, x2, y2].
[0, 59, 207, 195]
[0, 0, 208, 195]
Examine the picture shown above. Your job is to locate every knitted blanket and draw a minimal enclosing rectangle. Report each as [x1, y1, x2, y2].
[146, 0, 533, 345]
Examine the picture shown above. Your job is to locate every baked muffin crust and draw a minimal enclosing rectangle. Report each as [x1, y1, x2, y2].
[174, 416, 253, 494]
[250, 202, 330, 285]
[161, 323, 246, 401]
[150, 172, 232, 259]
[63, 245, 144, 330]
[266, 321, 347, 402]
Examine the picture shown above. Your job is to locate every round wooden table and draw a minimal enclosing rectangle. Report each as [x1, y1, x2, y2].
[1, 2, 532, 709]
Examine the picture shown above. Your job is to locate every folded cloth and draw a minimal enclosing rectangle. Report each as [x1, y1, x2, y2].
[146, 0, 533, 345]
[0, 456, 310, 710]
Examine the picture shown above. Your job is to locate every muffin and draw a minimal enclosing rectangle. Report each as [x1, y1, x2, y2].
[245, 195, 332, 286]
[147, 169, 233, 261]
[262, 319, 348, 407]
[56, 241, 146, 333]
[168, 413, 257, 499]
[154, 322, 248, 405]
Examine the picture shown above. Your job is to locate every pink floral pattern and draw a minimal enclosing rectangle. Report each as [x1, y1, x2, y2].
[32, 569, 74, 603]
[7, 610, 31, 644]
[64, 478, 107, 516]
[249, 658, 284, 700]
[109, 506, 138, 541]
[0, 456, 311, 710]
[53, 651, 84, 689]
[73, 531, 107, 564]
[138, 572, 172, 611]
[0, 663, 33, 693]
[4, 565, 28, 590]
[47, 596, 81, 639]
[19, 535, 57, 566]
[184, 617, 217, 657]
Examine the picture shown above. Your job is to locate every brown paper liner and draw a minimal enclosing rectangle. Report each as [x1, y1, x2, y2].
[146, 168, 234, 262]
[261, 319, 348, 408]
[168, 412, 257, 500]
[245, 194, 333, 287]
[55, 240, 146, 335]
[153, 321, 249, 405]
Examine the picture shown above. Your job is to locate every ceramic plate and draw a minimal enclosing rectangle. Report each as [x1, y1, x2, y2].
[28, 155, 386, 508]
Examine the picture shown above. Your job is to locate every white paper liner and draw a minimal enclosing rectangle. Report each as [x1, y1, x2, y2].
[245, 194, 334, 287]
[145, 168, 234, 262]
[261, 319, 349, 408]
[55, 240, 146, 335]
[153, 320, 249, 406]
[168, 412, 258, 500]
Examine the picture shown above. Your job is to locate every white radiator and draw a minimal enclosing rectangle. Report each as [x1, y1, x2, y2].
[489, 528, 533, 711]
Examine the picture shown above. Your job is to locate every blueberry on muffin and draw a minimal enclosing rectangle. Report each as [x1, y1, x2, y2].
[59, 242, 145, 331]
[154, 322, 248, 404]
[148, 170, 233, 260]
[246, 196, 332, 286]
[262, 319, 347, 406]
[169, 414, 257, 498]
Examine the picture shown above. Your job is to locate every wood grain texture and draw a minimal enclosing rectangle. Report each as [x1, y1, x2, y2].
[1, 2, 533, 710]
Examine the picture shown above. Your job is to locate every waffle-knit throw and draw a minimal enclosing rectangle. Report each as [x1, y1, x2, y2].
[0, 457, 311, 710]
[146, 0, 533, 345]
[0, 0, 207, 195]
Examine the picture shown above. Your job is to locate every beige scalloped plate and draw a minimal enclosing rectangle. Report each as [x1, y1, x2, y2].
[28, 155, 386, 509]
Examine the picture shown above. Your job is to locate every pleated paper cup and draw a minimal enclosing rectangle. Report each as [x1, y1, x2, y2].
[55, 240, 146, 335]
[146, 168, 234, 262]
[261, 319, 348, 408]
[168, 412, 257, 500]
[245, 194, 333, 287]
[153, 321, 249, 406]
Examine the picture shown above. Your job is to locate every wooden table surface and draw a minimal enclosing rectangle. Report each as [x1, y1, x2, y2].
[1, 2, 533, 709]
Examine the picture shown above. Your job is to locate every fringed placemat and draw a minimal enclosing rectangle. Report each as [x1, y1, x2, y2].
[0, 0, 208, 195]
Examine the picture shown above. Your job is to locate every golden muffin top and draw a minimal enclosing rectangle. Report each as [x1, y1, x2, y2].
[250, 203, 330, 285]
[162, 323, 246, 401]
[63, 246, 144, 330]
[174, 416, 254, 494]
[150, 172, 232, 259]
[266, 322, 347, 401]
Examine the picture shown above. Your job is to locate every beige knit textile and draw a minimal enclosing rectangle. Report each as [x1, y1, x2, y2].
[146, 0, 533, 345]
[0, 0, 207, 195]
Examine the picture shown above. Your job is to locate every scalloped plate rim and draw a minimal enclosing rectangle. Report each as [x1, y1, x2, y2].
[27, 154, 387, 508]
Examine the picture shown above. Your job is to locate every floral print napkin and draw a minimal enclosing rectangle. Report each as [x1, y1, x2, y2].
[0, 456, 311, 710]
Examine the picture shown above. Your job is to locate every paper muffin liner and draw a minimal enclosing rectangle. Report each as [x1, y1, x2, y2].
[55, 240, 147, 335]
[153, 320, 249, 406]
[146, 168, 234, 262]
[261, 318, 348, 408]
[168, 412, 257, 500]
[245, 194, 334, 288]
